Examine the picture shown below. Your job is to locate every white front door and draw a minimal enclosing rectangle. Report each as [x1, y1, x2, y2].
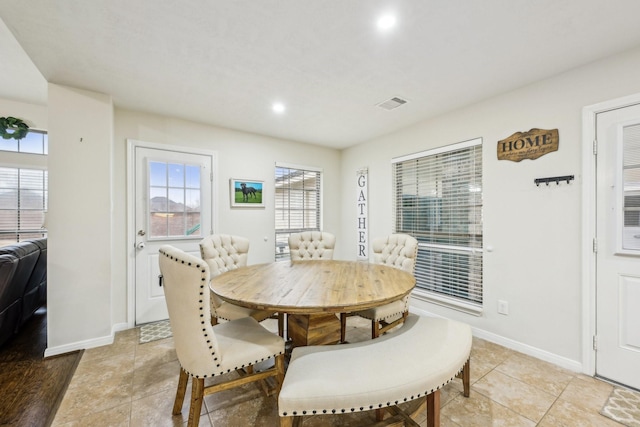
[596, 103, 640, 389]
[133, 143, 213, 325]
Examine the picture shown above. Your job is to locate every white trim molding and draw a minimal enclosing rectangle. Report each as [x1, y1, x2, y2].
[44, 322, 129, 358]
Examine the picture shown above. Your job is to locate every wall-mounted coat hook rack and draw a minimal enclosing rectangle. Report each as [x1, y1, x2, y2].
[534, 175, 574, 186]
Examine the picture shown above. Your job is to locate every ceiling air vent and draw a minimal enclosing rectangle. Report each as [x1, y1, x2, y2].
[377, 96, 408, 111]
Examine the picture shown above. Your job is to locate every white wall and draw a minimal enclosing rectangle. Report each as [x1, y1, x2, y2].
[112, 109, 342, 326]
[339, 46, 640, 370]
[46, 84, 114, 354]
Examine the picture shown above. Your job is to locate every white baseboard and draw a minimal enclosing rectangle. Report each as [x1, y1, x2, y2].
[112, 321, 130, 334]
[44, 322, 131, 358]
[409, 307, 583, 373]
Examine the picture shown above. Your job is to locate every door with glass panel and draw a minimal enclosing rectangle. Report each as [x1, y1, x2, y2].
[596, 103, 640, 389]
[134, 145, 213, 325]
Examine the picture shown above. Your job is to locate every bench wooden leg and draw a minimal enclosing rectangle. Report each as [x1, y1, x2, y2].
[280, 416, 303, 427]
[375, 407, 384, 421]
[456, 358, 470, 397]
[426, 389, 441, 427]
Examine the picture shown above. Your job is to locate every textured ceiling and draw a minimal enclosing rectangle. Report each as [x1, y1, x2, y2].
[2, 1, 640, 148]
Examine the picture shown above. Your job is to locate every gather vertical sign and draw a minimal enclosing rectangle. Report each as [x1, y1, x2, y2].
[356, 168, 368, 260]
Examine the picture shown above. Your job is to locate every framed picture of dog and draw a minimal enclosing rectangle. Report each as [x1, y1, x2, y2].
[230, 178, 265, 208]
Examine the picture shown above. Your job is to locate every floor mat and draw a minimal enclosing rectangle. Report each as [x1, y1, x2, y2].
[139, 319, 172, 344]
[601, 386, 640, 427]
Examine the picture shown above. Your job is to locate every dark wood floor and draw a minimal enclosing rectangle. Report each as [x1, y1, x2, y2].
[0, 307, 82, 427]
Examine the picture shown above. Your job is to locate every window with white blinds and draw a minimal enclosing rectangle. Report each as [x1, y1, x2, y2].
[392, 138, 483, 308]
[0, 167, 48, 247]
[275, 164, 321, 260]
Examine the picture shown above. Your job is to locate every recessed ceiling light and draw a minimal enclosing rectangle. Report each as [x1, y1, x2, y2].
[272, 102, 286, 114]
[377, 14, 396, 31]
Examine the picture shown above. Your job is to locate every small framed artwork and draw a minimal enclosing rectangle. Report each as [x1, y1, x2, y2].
[230, 178, 265, 208]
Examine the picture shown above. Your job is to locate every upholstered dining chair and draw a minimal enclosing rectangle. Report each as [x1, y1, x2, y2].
[199, 234, 283, 336]
[159, 245, 285, 427]
[340, 233, 418, 341]
[287, 231, 336, 260]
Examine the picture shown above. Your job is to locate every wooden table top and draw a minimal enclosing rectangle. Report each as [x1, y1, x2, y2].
[209, 260, 416, 314]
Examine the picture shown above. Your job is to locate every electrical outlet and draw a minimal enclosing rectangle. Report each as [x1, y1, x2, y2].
[497, 300, 509, 315]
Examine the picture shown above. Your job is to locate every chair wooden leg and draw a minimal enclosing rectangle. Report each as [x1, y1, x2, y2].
[173, 367, 189, 415]
[278, 313, 285, 338]
[426, 390, 441, 427]
[188, 377, 205, 427]
[211, 316, 218, 326]
[376, 311, 409, 339]
[372, 320, 380, 339]
[340, 313, 347, 342]
[275, 353, 285, 394]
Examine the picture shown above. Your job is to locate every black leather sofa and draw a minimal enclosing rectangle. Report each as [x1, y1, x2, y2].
[0, 238, 47, 347]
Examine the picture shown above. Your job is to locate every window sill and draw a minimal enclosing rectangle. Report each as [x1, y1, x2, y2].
[411, 289, 483, 317]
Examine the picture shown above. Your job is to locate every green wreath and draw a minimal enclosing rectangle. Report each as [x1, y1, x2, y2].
[0, 116, 30, 140]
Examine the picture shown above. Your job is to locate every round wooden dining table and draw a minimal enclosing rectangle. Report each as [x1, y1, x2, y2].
[209, 260, 416, 347]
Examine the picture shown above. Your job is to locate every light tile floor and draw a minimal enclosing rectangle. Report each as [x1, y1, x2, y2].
[52, 317, 628, 427]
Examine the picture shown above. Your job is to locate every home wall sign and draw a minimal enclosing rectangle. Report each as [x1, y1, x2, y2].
[356, 168, 368, 260]
[497, 128, 559, 162]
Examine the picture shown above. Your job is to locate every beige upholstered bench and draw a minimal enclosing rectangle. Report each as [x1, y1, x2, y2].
[278, 314, 471, 427]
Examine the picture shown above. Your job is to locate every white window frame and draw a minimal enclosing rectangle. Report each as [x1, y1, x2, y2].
[0, 129, 48, 155]
[392, 138, 483, 315]
[274, 162, 323, 261]
[0, 165, 48, 246]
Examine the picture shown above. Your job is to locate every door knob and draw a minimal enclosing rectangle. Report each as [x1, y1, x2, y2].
[136, 242, 146, 250]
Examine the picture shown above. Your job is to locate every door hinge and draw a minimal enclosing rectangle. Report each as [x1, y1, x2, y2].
[593, 139, 598, 155]
[593, 238, 598, 253]
[593, 335, 598, 351]
[210, 171, 214, 182]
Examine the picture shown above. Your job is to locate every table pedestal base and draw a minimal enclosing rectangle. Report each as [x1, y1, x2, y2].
[288, 313, 340, 347]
